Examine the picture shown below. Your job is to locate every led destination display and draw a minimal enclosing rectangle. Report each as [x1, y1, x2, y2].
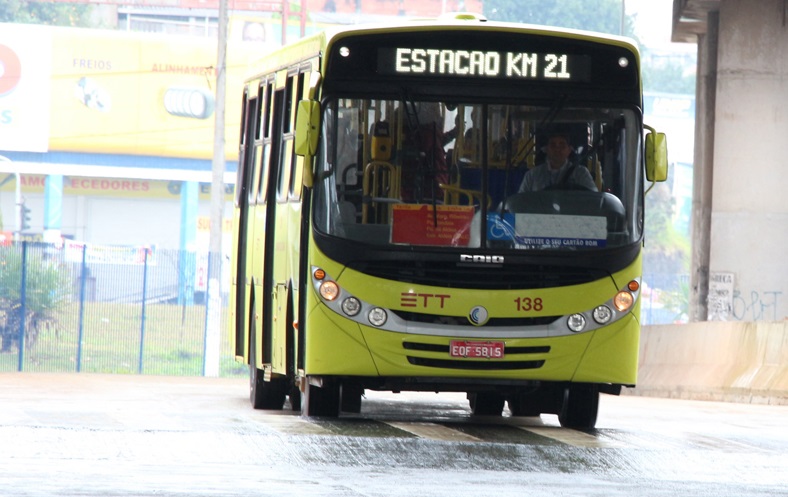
[378, 47, 591, 81]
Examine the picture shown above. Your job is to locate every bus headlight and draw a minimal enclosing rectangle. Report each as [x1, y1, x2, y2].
[592, 305, 613, 324]
[567, 313, 586, 332]
[319, 281, 340, 301]
[613, 291, 634, 312]
[368, 307, 387, 327]
[341, 297, 361, 317]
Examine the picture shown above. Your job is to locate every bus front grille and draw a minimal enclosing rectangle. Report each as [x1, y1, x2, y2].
[348, 259, 606, 290]
[404, 342, 548, 371]
[406, 356, 545, 370]
[393, 311, 560, 327]
[403, 342, 551, 355]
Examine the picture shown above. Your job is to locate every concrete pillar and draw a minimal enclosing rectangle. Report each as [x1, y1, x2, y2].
[689, 11, 718, 322]
[709, 0, 788, 321]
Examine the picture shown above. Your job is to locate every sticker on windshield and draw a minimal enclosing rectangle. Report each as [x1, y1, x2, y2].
[487, 213, 607, 248]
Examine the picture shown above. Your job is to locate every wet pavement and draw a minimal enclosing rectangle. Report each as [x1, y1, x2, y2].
[1, 373, 786, 496]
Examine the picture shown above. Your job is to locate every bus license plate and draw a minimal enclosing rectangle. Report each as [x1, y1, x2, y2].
[449, 340, 505, 359]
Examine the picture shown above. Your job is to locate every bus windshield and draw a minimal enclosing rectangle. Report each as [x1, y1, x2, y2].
[313, 98, 643, 251]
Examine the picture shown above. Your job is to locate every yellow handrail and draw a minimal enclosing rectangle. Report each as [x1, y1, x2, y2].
[362, 161, 400, 223]
[438, 183, 489, 208]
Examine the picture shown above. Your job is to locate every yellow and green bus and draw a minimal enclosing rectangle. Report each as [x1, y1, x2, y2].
[229, 14, 668, 428]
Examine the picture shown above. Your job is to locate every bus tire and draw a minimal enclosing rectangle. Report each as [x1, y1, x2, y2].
[248, 307, 287, 410]
[558, 384, 599, 429]
[250, 365, 287, 410]
[288, 384, 302, 411]
[468, 392, 505, 416]
[302, 378, 340, 417]
[340, 384, 363, 413]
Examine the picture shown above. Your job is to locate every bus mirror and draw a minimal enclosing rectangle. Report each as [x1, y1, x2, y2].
[645, 129, 668, 182]
[295, 100, 320, 157]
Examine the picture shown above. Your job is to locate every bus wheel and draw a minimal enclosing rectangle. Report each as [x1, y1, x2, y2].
[302, 378, 340, 417]
[287, 383, 302, 411]
[248, 320, 286, 410]
[468, 392, 505, 416]
[340, 385, 363, 414]
[558, 384, 599, 429]
[250, 365, 287, 410]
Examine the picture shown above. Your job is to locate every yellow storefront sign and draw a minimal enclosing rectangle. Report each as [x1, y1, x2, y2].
[1, 173, 233, 199]
[1, 22, 265, 159]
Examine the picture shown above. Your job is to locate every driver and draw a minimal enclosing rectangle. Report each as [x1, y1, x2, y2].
[518, 131, 597, 192]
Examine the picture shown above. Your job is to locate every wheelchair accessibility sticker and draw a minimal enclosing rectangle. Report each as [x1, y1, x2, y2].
[487, 213, 606, 248]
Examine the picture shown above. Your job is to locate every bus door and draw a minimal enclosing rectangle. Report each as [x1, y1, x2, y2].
[231, 91, 259, 361]
[256, 77, 288, 372]
[268, 71, 302, 375]
[270, 73, 300, 375]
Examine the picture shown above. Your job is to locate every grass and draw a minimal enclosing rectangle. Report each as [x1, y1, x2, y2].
[0, 301, 247, 377]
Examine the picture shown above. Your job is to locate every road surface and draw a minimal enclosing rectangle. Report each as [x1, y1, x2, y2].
[1, 373, 786, 496]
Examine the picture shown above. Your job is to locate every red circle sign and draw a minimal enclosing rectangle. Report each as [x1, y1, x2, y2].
[0, 44, 22, 96]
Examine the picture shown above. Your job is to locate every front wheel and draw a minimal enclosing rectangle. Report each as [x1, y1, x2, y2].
[340, 385, 363, 414]
[558, 384, 599, 429]
[301, 377, 340, 417]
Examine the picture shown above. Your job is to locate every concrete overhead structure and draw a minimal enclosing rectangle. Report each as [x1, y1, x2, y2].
[673, 0, 788, 322]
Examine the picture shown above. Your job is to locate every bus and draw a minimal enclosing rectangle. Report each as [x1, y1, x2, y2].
[229, 13, 668, 429]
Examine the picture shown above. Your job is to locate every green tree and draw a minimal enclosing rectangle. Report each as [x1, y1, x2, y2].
[643, 181, 690, 321]
[484, 0, 634, 37]
[661, 278, 690, 322]
[0, 0, 95, 27]
[644, 182, 689, 275]
[642, 57, 696, 94]
[0, 245, 71, 353]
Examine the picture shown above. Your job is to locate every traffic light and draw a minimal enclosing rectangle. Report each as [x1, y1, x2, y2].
[20, 202, 31, 231]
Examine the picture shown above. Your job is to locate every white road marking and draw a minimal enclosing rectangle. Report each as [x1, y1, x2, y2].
[520, 426, 631, 448]
[385, 421, 482, 442]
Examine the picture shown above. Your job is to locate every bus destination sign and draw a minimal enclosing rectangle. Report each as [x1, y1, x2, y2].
[378, 48, 591, 81]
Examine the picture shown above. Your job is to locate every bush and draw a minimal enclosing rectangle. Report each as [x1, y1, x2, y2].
[0, 244, 71, 352]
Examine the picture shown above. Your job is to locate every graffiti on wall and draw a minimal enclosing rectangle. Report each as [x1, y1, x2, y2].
[731, 290, 783, 322]
[708, 271, 784, 321]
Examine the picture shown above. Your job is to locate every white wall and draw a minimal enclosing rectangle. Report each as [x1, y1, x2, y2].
[710, 0, 788, 321]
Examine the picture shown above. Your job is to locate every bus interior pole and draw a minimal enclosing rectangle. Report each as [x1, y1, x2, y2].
[205, 0, 228, 376]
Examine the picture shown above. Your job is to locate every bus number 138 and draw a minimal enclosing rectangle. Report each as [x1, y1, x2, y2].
[514, 297, 544, 312]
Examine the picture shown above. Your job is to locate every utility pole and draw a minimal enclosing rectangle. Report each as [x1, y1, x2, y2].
[204, 0, 228, 376]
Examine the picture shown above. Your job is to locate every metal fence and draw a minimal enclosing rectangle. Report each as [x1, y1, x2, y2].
[0, 241, 690, 374]
[0, 241, 244, 376]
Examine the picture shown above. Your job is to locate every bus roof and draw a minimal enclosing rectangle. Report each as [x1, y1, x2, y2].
[244, 14, 640, 82]
[324, 14, 639, 53]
